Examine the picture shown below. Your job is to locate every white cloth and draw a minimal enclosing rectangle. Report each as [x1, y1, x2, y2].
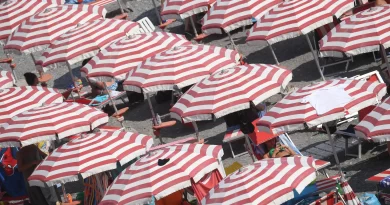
[302, 85, 353, 115]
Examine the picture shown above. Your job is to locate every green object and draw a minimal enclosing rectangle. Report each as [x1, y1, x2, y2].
[76, 192, 84, 205]
[336, 182, 344, 195]
[269, 148, 275, 157]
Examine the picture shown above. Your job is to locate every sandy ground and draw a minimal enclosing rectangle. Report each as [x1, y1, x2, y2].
[1, 0, 390, 198]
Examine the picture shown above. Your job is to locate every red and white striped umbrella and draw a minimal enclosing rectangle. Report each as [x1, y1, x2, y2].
[202, 0, 281, 34]
[4, 4, 106, 54]
[0, 0, 64, 44]
[160, 0, 215, 20]
[320, 5, 390, 57]
[170, 64, 292, 122]
[123, 45, 240, 93]
[100, 143, 224, 205]
[0, 86, 63, 126]
[35, 19, 140, 72]
[201, 156, 318, 205]
[28, 131, 154, 187]
[80, 32, 191, 82]
[0, 102, 108, 147]
[257, 79, 387, 135]
[341, 181, 361, 205]
[247, 0, 354, 44]
[354, 97, 390, 142]
[0, 71, 15, 88]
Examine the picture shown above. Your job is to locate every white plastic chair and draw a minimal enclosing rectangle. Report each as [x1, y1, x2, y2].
[137, 17, 155, 34]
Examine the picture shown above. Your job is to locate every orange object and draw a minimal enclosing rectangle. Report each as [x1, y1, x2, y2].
[155, 189, 184, 205]
[38, 73, 52, 83]
[112, 107, 129, 118]
[152, 120, 176, 130]
[113, 13, 128, 20]
[193, 33, 208, 41]
[67, 194, 73, 203]
[158, 19, 176, 29]
[248, 120, 278, 145]
[0, 58, 12, 63]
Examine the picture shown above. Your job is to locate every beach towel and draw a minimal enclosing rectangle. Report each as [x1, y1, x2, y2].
[0, 148, 27, 197]
[65, 0, 95, 3]
[191, 169, 223, 202]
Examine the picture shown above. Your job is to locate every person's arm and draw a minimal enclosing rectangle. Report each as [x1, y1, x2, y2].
[281, 145, 296, 156]
[263, 153, 270, 158]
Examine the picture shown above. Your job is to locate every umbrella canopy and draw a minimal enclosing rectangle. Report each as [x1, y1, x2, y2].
[320, 5, 390, 57]
[160, 0, 215, 20]
[257, 79, 387, 135]
[123, 45, 240, 93]
[28, 131, 154, 187]
[35, 19, 140, 72]
[0, 0, 64, 44]
[246, 0, 354, 44]
[80, 32, 191, 82]
[4, 4, 106, 54]
[354, 97, 390, 142]
[170, 64, 292, 123]
[0, 71, 15, 88]
[341, 181, 361, 205]
[0, 102, 108, 147]
[202, 0, 281, 34]
[0, 86, 63, 126]
[202, 156, 318, 205]
[100, 143, 224, 205]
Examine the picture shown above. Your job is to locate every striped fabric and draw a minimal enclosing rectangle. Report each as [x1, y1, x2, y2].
[90, 0, 116, 6]
[80, 32, 191, 82]
[315, 18, 339, 39]
[160, 0, 215, 20]
[309, 191, 337, 205]
[223, 128, 244, 143]
[320, 6, 390, 58]
[366, 168, 390, 183]
[355, 97, 390, 142]
[316, 175, 340, 191]
[341, 181, 361, 205]
[257, 79, 387, 135]
[0, 0, 64, 44]
[202, 157, 317, 205]
[202, 0, 281, 34]
[4, 4, 106, 54]
[0, 70, 15, 88]
[247, 0, 354, 45]
[123, 45, 240, 93]
[36, 19, 140, 72]
[0, 102, 108, 147]
[28, 131, 154, 187]
[0, 86, 63, 126]
[170, 64, 292, 122]
[100, 144, 223, 205]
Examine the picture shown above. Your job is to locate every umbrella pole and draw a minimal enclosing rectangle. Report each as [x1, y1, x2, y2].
[146, 93, 157, 125]
[227, 32, 239, 52]
[151, 0, 163, 25]
[103, 82, 124, 128]
[189, 17, 199, 37]
[5, 53, 17, 82]
[380, 45, 390, 73]
[66, 62, 79, 101]
[305, 34, 326, 81]
[61, 183, 67, 203]
[244, 134, 257, 162]
[323, 124, 345, 181]
[116, 0, 125, 14]
[267, 42, 280, 65]
[191, 121, 199, 140]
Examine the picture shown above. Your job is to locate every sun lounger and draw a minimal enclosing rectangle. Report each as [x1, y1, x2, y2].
[136, 17, 156, 33]
[332, 70, 385, 159]
[223, 127, 245, 158]
[65, 91, 127, 109]
[314, 18, 353, 74]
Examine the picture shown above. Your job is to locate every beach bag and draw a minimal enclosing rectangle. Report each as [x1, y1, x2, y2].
[359, 193, 380, 205]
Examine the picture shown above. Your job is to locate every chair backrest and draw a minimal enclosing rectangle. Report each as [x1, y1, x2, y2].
[137, 17, 156, 33]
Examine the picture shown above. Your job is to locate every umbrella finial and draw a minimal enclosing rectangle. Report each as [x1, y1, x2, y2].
[128, 35, 137, 39]
[173, 46, 181, 51]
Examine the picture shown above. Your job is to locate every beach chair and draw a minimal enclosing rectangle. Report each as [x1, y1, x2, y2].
[136, 17, 156, 33]
[333, 70, 385, 158]
[314, 18, 353, 74]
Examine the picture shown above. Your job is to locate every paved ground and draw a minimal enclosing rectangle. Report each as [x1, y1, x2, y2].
[1, 0, 390, 197]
